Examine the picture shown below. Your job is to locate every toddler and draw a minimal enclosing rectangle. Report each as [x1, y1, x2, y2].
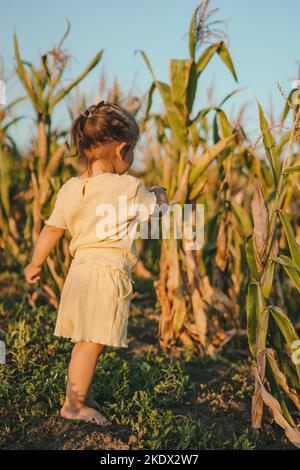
[24, 100, 168, 426]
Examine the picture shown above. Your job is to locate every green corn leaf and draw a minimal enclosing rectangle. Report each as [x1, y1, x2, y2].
[155, 81, 188, 148]
[145, 82, 156, 119]
[274, 255, 300, 274]
[170, 59, 196, 123]
[217, 41, 238, 82]
[260, 159, 274, 188]
[188, 3, 201, 59]
[135, 49, 156, 81]
[246, 283, 258, 358]
[269, 305, 300, 381]
[41, 54, 52, 84]
[186, 62, 197, 116]
[283, 165, 300, 175]
[177, 150, 190, 187]
[276, 131, 292, 155]
[189, 135, 234, 185]
[266, 358, 296, 426]
[274, 255, 300, 293]
[188, 106, 213, 127]
[231, 199, 253, 240]
[50, 50, 103, 111]
[138, 50, 189, 148]
[189, 174, 207, 200]
[213, 109, 232, 141]
[3, 116, 24, 133]
[266, 348, 300, 411]
[196, 41, 238, 82]
[245, 234, 262, 280]
[261, 258, 275, 298]
[281, 89, 296, 124]
[196, 42, 220, 75]
[281, 353, 300, 391]
[278, 210, 300, 267]
[246, 282, 265, 358]
[257, 101, 281, 186]
[213, 90, 244, 142]
[23, 61, 45, 108]
[218, 87, 245, 107]
[14, 32, 39, 111]
[188, 120, 201, 151]
[0, 147, 11, 217]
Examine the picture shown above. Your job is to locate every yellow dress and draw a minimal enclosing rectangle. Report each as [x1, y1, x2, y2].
[45, 172, 157, 347]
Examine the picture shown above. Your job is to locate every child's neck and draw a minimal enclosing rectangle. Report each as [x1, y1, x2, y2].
[80, 162, 116, 179]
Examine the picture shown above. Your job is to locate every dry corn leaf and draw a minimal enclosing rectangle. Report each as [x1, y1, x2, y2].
[251, 176, 269, 261]
[254, 366, 300, 448]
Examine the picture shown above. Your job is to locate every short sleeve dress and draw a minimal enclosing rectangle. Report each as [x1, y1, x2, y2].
[45, 172, 157, 348]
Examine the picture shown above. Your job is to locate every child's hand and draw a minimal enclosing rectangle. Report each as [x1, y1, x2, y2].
[149, 186, 169, 218]
[149, 186, 169, 206]
[24, 262, 42, 284]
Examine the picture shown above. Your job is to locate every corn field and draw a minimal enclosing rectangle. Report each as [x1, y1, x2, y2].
[1, 1, 300, 450]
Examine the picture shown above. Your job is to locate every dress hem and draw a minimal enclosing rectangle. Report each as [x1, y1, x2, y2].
[53, 332, 128, 348]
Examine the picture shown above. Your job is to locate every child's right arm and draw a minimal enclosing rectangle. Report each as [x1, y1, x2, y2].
[24, 225, 65, 283]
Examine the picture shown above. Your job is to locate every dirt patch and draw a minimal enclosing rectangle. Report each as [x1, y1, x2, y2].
[2, 416, 138, 450]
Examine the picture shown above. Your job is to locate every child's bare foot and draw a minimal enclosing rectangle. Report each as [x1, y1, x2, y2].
[60, 405, 111, 426]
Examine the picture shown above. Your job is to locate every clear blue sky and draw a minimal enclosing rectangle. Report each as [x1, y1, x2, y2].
[1, 0, 299, 150]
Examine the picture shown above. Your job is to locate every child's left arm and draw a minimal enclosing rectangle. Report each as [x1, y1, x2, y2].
[24, 226, 65, 283]
[24, 183, 67, 283]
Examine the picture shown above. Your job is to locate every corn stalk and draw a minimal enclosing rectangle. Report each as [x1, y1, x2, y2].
[246, 100, 300, 446]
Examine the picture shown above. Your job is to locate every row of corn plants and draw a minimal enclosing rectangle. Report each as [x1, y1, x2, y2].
[139, 1, 300, 445]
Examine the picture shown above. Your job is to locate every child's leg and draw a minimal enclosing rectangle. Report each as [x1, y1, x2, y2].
[84, 344, 106, 411]
[70, 343, 105, 406]
[60, 342, 111, 426]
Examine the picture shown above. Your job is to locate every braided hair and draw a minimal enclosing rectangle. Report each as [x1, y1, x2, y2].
[70, 100, 140, 175]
